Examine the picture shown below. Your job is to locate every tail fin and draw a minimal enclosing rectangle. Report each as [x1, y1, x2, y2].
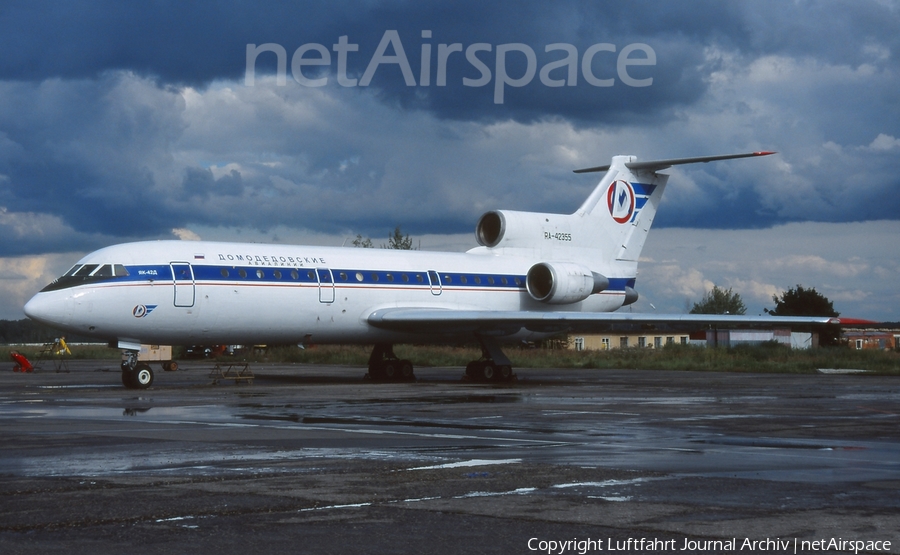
[573, 151, 775, 266]
[472, 151, 775, 303]
[576, 155, 668, 265]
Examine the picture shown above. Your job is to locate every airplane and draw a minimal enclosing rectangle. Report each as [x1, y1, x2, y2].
[23, 151, 839, 389]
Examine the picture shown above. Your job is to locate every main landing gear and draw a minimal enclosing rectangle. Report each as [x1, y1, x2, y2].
[120, 350, 154, 389]
[366, 336, 517, 384]
[464, 359, 514, 382]
[366, 343, 415, 381]
[464, 334, 516, 383]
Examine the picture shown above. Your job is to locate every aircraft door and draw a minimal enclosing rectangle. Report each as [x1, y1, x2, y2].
[171, 263, 195, 307]
[317, 268, 335, 303]
[427, 270, 442, 296]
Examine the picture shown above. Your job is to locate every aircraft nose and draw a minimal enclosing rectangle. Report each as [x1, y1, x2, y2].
[24, 292, 63, 326]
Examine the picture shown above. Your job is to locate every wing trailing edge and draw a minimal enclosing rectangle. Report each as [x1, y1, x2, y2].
[367, 307, 839, 336]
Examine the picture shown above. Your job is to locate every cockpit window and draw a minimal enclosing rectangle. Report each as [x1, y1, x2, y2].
[73, 264, 98, 277]
[40, 262, 129, 292]
[92, 265, 113, 277]
[63, 265, 83, 277]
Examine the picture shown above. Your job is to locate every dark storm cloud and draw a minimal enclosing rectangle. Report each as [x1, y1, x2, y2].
[182, 167, 244, 199]
[0, 208, 125, 257]
[0, 74, 187, 243]
[3, 1, 897, 125]
[0, 0, 898, 258]
[0, 1, 752, 124]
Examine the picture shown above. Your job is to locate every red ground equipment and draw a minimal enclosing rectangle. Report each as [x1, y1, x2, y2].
[11, 351, 34, 373]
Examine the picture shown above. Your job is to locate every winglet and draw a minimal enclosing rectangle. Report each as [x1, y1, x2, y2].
[573, 151, 776, 174]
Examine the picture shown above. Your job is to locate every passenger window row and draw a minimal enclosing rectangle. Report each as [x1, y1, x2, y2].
[214, 267, 522, 287]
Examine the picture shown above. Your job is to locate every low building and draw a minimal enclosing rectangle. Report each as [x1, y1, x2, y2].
[705, 329, 818, 349]
[842, 329, 897, 350]
[569, 332, 690, 351]
[568, 328, 820, 351]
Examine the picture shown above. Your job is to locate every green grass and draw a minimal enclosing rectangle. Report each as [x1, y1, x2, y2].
[3, 342, 898, 375]
[227, 342, 900, 375]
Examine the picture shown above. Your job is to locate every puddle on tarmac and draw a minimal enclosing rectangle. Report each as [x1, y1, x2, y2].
[36, 384, 123, 389]
[695, 437, 839, 450]
[0, 403, 237, 422]
[2, 447, 435, 478]
[405, 458, 522, 471]
[337, 393, 524, 406]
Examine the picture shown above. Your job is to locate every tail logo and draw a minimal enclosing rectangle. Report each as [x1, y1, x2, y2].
[607, 180, 635, 224]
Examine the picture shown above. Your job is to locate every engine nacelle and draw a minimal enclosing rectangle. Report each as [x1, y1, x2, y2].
[476, 209, 573, 249]
[526, 262, 609, 304]
[475, 211, 507, 247]
[623, 286, 639, 306]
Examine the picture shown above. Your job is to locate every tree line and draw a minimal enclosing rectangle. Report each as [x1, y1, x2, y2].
[0, 319, 92, 345]
[352, 225, 416, 250]
[690, 284, 842, 345]
[690, 284, 839, 318]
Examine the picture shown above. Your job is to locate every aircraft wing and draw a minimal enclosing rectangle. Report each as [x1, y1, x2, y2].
[367, 308, 840, 336]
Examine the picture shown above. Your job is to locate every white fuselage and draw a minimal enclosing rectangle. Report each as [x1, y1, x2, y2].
[24, 240, 632, 347]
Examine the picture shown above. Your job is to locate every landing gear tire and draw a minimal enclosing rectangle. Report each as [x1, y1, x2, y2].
[383, 362, 398, 380]
[481, 363, 496, 381]
[121, 369, 136, 388]
[497, 364, 512, 380]
[133, 363, 154, 389]
[464, 334, 516, 383]
[464, 360, 514, 382]
[368, 359, 415, 381]
[399, 360, 414, 380]
[367, 344, 415, 382]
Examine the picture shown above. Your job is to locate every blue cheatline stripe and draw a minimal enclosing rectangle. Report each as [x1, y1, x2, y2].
[62, 263, 637, 295]
[118, 264, 529, 290]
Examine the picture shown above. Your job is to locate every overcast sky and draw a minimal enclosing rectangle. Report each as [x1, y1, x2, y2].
[1, 1, 899, 321]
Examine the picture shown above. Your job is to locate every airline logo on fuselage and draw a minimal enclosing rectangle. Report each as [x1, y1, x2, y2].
[133, 304, 157, 318]
[607, 180, 635, 224]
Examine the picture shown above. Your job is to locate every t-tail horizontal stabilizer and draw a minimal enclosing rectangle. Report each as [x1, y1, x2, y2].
[573, 151, 776, 174]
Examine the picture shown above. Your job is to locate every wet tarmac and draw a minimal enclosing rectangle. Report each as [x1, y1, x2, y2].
[1, 360, 898, 554]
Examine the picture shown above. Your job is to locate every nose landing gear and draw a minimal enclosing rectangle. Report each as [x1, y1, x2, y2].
[121, 350, 154, 389]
